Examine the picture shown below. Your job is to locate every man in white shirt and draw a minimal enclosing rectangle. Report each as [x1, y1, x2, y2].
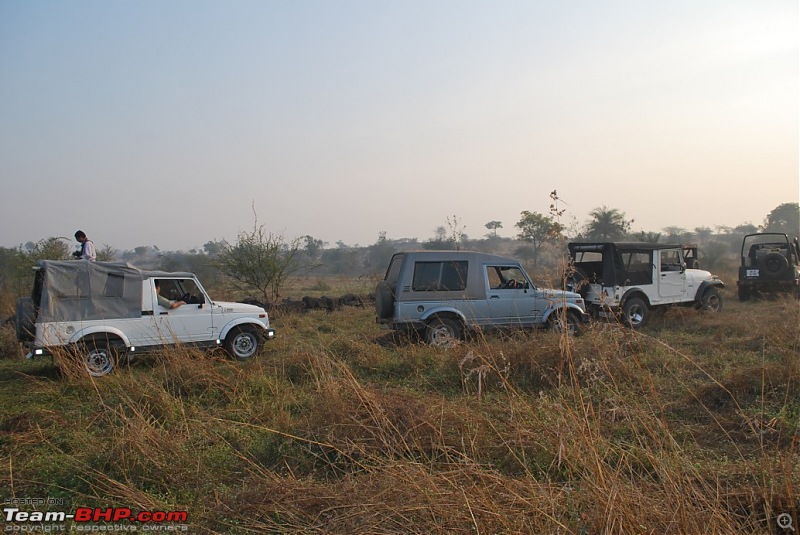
[73, 230, 96, 261]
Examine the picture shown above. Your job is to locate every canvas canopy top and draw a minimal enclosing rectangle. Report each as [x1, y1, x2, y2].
[33, 260, 195, 323]
[567, 242, 686, 288]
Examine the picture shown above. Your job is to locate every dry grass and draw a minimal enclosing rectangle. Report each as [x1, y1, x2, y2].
[0, 283, 798, 533]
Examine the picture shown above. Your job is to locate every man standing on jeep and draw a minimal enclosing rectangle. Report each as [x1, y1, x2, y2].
[73, 230, 96, 261]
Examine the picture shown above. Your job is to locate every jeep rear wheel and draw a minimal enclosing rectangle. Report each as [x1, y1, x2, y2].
[425, 317, 462, 347]
[224, 326, 260, 360]
[738, 286, 750, 302]
[622, 297, 649, 328]
[82, 342, 117, 377]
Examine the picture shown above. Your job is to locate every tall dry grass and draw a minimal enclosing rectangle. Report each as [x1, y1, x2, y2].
[0, 288, 797, 533]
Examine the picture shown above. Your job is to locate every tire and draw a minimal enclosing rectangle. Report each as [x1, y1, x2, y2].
[549, 309, 582, 336]
[701, 287, 723, 312]
[82, 342, 117, 377]
[758, 253, 789, 279]
[375, 281, 395, 319]
[738, 286, 750, 302]
[622, 296, 649, 328]
[424, 317, 462, 347]
[687, 259, 700, 269]
[224, 326, 261, 359]
[16, 297, 36, 342]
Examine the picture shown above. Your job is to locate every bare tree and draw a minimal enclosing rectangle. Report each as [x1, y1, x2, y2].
[447, 215, 467, 249]
[215, 208, 303, 304]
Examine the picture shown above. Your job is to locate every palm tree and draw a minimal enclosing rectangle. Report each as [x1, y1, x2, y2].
[585, 206, 632, 241]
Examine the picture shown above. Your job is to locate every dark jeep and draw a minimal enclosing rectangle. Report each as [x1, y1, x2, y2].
[736, 233, 800, 301]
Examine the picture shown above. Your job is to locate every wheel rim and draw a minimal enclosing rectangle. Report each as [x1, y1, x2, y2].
[551, 315, 577, 335]
[627, 305, 645, 326]
[706, 294, 721, 312]
[428, 325, 456, 347]
[232, 332, 258, 359]
[86, 348, 114, 376]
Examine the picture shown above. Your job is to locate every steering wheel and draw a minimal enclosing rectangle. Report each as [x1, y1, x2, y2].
[178, 293, 192, 303]
[502, 279, 518, 289]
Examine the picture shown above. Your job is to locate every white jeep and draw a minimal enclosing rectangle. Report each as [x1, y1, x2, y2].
[565, 242, 724, 328]
[16, 260, 275, 376]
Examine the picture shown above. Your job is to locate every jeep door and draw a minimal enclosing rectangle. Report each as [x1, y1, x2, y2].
[483, 265, 540, 326]
[151, 278, 214, 344]
[657, 248, 686, 300]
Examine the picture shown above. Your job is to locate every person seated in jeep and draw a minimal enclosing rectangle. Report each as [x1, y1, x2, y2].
[156, 280, 185, 309]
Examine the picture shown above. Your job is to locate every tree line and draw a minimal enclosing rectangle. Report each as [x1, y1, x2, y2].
[1, 200, 797, 305]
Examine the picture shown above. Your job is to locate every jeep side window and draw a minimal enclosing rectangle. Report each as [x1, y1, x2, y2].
[384, 254, 404, 286]
[178, 279, 204, 304]
[159, 279, 182, 301]
[103, 273, 125, 297]
[620, 251, 653, 285]
[660, 248, 683, 272]
[170, 279, 204, 304]
[487, 266, 529, 289]
[412, 261, 468, 291]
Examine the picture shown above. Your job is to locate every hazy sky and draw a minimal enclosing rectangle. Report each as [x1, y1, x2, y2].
[1, 1, 797, 252]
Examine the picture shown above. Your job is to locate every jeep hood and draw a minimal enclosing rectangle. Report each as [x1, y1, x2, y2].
[542, 289, 582, 301]
[685, 269, 716, 282]
[214, 301, 267, 315]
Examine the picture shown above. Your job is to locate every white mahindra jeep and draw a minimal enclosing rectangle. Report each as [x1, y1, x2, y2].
[565, 242, 724, 328]
[16, 260, 275, 376]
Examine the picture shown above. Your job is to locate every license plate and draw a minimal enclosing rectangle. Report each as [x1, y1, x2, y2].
[746, 269, 759, 277]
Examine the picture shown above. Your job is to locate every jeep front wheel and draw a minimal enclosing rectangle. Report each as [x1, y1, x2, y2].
[425, 317, 462, 347]
[224, 326, 260, 359]
[622, 297, 649, 328]
[549, 309, 582, 336]
[701, 288, 723, 312]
